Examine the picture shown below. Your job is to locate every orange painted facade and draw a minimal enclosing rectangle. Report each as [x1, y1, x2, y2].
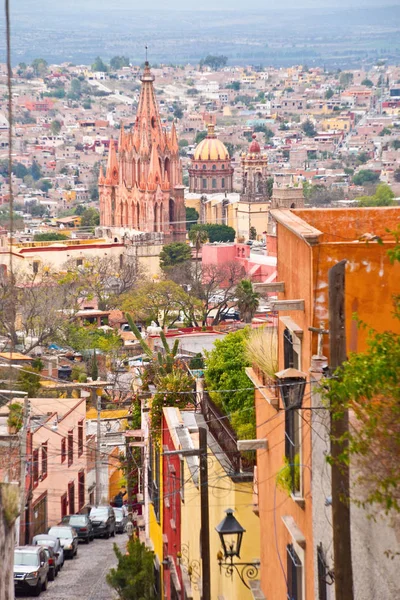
[253, 207, 400, 600]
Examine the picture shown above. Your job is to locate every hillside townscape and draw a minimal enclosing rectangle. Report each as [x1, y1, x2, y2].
[0, 4, 399, 600]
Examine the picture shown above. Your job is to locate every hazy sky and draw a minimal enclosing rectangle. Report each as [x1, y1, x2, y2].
[16, 0, 400, 10]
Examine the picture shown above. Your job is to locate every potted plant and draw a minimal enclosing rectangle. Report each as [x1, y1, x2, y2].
[7, 403, 23, 434]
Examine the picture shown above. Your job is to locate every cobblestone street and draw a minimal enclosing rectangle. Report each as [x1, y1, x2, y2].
[16, 534, 128, 600]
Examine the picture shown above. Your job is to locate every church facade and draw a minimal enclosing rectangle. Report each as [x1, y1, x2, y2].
[99, 62, 186, 242]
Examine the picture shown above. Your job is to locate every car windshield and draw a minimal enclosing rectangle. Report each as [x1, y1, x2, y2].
[66, 516, 86, 526]
[36, 539, 55, 548]
[49, 527, 72, 539]
[113, 508, 123, 519]
[14, 552, 39, 566]
[90, 508, 109, 519]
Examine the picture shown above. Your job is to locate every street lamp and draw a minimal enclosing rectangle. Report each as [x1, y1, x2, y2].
[215, 509, 259, 589]
[275, 367, 307, 410]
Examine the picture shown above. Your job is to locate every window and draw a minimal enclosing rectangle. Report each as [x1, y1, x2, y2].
[41, 442, 48, 480]
[287, 544, 303, 600]
[78, 471, 85, 510]
[61, 494, 67, 519]
[202, 178, 207, 189]
[212, 178, 217, 189]
[202, 164, 206, 170]
[61, 438, 66, 463]
[222, 164, 225, 169]
[222, 178, 225, 188]
[33, 448, 39, 485]
[78, 420, 83, 457]
[195, 165, 198, 170]
[68, 430, 73, 466]
[284, 327, 302, 496]
[212, 164, 216, 170]
[68, 481, 75, 515]
[76, 258, 83, 267]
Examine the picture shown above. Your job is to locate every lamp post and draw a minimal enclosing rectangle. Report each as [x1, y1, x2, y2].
[215, 509, 259, 590]
[275, 367, 307, 410]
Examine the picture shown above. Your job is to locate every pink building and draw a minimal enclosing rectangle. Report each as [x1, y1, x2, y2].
[202, 243, 277, 283]
[27, 398, 88, 540]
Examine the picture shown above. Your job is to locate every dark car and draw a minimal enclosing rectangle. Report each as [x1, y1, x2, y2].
[89, 506, 116, 539]
[61, 514, 94, 544]
[220, 309, 240, 321]
[14, 546, 49, 596]
[48, 525, 79, 559]
[42, 547, 57, 581]
[113, 507, 128, 533]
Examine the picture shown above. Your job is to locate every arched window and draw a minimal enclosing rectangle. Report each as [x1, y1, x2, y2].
[165, 157, 171, 181]
[222, 178, 225, 188]
[154, 204, 158, 232]
[169, 198, 174, 224]
[212, 165, 216, 171]
[202, 179, 207, 189]
[222, 164, 225, 170]
[202, 164, 206, 170]
[195, 164, 198, 170]
[212, 178, 217, 189]
[137, 204, 140, 229]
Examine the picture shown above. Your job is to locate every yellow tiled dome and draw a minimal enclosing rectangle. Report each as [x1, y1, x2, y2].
[193, 124, 230, 161]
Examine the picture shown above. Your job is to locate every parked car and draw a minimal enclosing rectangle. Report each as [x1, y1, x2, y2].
[14, 545, 49, 597]
[42, 547, 57, 581]
[113, 507, 128, 533]
[61, 514, 94, 543]
[220, 308, 240, 321]
[32, 534, 64, 572]
[48, 525, 79, 558]
[89, 505, 116, 539]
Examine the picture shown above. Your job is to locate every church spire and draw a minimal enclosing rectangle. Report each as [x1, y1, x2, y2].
[119, 122, 125, 151]
[135, 62, 163, 154]
[105, 139, 119, 186]
[169, 121, 179, 154]
[148, 142, 161, 190]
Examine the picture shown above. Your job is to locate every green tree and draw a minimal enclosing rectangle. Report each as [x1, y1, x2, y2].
[69, 78, 82, 100]
[50, 120, 62, 135]
[17, 366, 41, 398]
[204, 329, 255, 438]
[325, 88, 334, 99]
[110, 56, 130, 70]
[391, 139, 400, 150]
[190, 223, 235, 243]
[12, 163, 28, 179]
[301, 119, 317, 138]
[339, 72, 354, 88]
[189, 226, 208, 278]
[81, 207, 100, 227]
[106, 537, 155, 599]
[173, 105, 183, 120]
[353, 169, 380, 186]
[31, 58, 48, 78]
[266, 176, 274, 199]
[358, 183, 395, 207]
[361, 78, 374, 88]
[227, 81, 241, 91]
[236, 279, 260, 323]
[185, 207, 199, 232]
[195, 130, 208, 144]
[159, 242, 192, 270]
[200, 55, 228, 71]
[92, 56, 108, 72]
[34, 232, 68, 241]
[30, 161, 42, 181]
[379, 127, 391, 136]
[249, 226, 257, 240]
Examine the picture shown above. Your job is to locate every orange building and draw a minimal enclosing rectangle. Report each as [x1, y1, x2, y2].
[99, 62, 185, 241]
[248, 207, 400, 600]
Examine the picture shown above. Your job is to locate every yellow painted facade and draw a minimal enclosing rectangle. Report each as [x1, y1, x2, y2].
[321, 116, 352, 131]
[148, 441, 164, 598]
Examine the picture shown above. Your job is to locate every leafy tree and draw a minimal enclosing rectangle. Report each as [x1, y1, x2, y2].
[253, 124, 274, 139]
[249, 226, 257, 241]
[391, 139, 400, 150]
[34, 232, 68, 241]
[339, 72, 354, 88]
[227, 81, 241, 91]
[50, 120, 61, 135]
[81, 207, 100, 227]
[204, 329, 255, 438]
[361, 78, 374, 88]
[185, 207, 199, 231]
[356, 151, 369, 165]
[69, 78, 82, 100]
[31, 161, 42, 181]
[17, 367, 41, 398]
[266, 176, 274, 199]
[195, 130, 208, 144]
[301, 119, 317, 138]
[106, 537, 155, 599]
[379, 127, 391, 136]
[236, 279, 260, 323]
[189, 226, 208, 279]
[110, 56, 130, 70]
[92, 56, 108, 72]
[357, 183, 395, 207]
[31, 58, 48, 77]
[325, 88, 334, 99]
[200, 55, 228, 71]
[353, 169, 380, 186]
[190, 223, 235, 243]
[173, 105, 183, 120]
[12, 162, 28, 179]
[37, 179, 52, 193]
[159, 242, 192, 270]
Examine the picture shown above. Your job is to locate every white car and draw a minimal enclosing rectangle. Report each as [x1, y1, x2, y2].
[32, 534, 64, 573]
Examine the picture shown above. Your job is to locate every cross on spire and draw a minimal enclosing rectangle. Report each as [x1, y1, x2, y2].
[145, 45, 148, 64]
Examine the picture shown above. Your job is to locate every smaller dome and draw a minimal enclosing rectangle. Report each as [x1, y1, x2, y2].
[249, 133, 261, 154]
[193, 123, 230, 161]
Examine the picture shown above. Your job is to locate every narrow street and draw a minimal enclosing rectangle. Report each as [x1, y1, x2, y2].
[16, 534, 128, 600]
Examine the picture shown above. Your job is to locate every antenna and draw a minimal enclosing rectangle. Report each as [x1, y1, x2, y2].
[145, 45, 148, 64]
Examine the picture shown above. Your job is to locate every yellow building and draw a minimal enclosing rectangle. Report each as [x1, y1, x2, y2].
[162, 405, 260, 600]
[321, 116, 352, 132]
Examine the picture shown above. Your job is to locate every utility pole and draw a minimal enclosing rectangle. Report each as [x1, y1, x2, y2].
[18, 394, 29, 545]
[329, 260, 354, 600]
[94, 388, 102, 506]
[199, 426, 211, 600]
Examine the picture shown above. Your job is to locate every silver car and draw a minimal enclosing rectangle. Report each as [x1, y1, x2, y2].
[48, 525, 79, 558]
[33, 534, 64, 572]
[14, 545, 49, 596]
